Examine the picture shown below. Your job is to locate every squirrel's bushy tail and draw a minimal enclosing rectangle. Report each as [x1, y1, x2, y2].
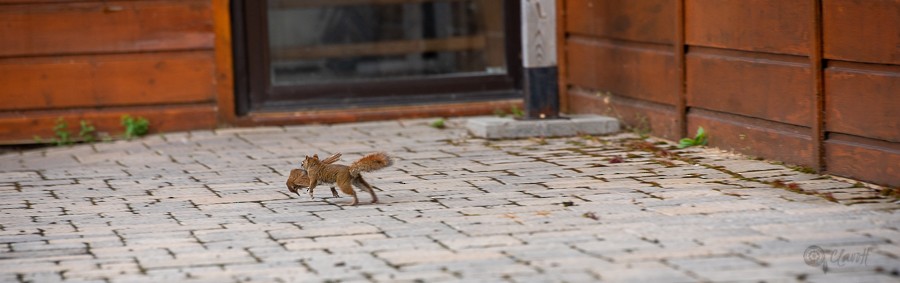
[349, 152, 393, 176]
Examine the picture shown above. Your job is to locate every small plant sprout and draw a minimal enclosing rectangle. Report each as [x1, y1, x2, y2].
[430, 118, 446, 129]
[678, 127, 708, 148]
[52, 117, 73, 146]
[493, 108, 507, 118]
[121, 115, 150, 139]
[510, 105, 525, 118]
[79, 120, 96, 143]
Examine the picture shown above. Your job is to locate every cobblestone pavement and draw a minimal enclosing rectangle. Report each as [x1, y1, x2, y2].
[1, 118, 898, 283]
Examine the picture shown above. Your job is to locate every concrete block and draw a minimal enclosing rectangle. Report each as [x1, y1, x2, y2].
[466, 115, 619, 139]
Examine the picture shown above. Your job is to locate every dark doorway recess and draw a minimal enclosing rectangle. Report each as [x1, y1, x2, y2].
[232, 0, 522, 115]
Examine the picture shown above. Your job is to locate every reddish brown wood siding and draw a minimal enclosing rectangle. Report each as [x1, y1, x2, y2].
[561, 0, 900, 186]
[0, 0, 217, 143]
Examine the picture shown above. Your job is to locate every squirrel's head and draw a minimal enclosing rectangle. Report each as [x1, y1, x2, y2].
[302, 154, 320, 169]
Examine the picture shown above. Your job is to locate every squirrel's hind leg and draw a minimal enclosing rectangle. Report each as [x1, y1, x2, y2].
[337, 182, 358, 206]
[330, 187, 339, 198]
[354, 177, 378, 204]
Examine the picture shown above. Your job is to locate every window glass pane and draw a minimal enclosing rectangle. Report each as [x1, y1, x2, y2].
[267, 0, 506, 86]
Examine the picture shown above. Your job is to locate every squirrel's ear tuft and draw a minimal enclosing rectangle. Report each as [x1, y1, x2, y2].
[313, 154, 319, 159]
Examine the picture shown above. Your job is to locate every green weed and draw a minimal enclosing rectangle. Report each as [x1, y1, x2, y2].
[52, 118, 73, 146]
[510, 105, 524, 118]
[78, 120, 96, 143]
[121, 115, 149, 139]
[429, 118, 446, 129]
[493, 108, 507, 118]
[678, 127, 708, 148]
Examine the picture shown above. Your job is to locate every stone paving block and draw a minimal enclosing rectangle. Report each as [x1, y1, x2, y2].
[280, 237, 357, 252]
[90, 246, 172, 261]
[508, 271, 600, 283]
[19, 271, 64, 282]
[590, 261, 697, 282]
[667, 255, 766, 273]
[379, 222, 461, 238]
[247, 245, 330, 263]
[302, 252, 393, 278]
[648, 200, 771, 216]
[369, 270, 457, 282]
[377, 249, 507, 267]
[140, 250, 256, 270]
[435, 234, 523, 250]
[223, 262, 315, 282]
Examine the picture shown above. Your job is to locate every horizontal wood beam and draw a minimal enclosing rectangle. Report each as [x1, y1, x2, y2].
[271, 35, 486, 61]
[231, 99, 522, 126]
[270, 0, 467, 9]
[0, 104, 217, 144]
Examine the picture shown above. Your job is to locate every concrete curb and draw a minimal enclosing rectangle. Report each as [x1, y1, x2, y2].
[466, 115, 620, 139]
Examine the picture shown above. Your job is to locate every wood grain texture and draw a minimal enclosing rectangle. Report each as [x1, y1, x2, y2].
[0, 52, 216, 111]
[686, 0, 811, 56]
[825, 62, 900, 142]
[213, 0, 235, 125]
[688, 109, 815, 167]
[567, 88, 678, 140]
[686, 48, 813, 127]
[560, 0, 898, 186]
[0, 0, 213, 57]
[566, 37, 677, 106]
[823, 0, 900, 65]
[825, 134, 900, 187]
[0, 104, 216, 144]
[566, 0, 675, 44]
[238, 100, 524, 126]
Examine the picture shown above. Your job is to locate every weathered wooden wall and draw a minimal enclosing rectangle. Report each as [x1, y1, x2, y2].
[561, 0, 899, 186]
[0, 0, 219, 143]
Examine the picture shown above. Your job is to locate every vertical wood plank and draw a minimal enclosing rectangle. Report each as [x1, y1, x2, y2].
[675, 0, 687, 138]
[811, 0, 825, 172]
[213, 0, 235, 125]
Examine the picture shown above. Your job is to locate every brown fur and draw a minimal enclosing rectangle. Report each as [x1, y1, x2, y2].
[302, 152, 392, 206]
[286, 153, 341, 198]
[350, 152, 393, 176]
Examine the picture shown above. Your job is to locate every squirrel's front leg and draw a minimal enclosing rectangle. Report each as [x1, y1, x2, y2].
[307, 178, 318, 199]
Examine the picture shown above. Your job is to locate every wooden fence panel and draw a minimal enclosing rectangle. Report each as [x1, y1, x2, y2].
[0, 0, 219, 144]
[562, 0, 900, 185]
